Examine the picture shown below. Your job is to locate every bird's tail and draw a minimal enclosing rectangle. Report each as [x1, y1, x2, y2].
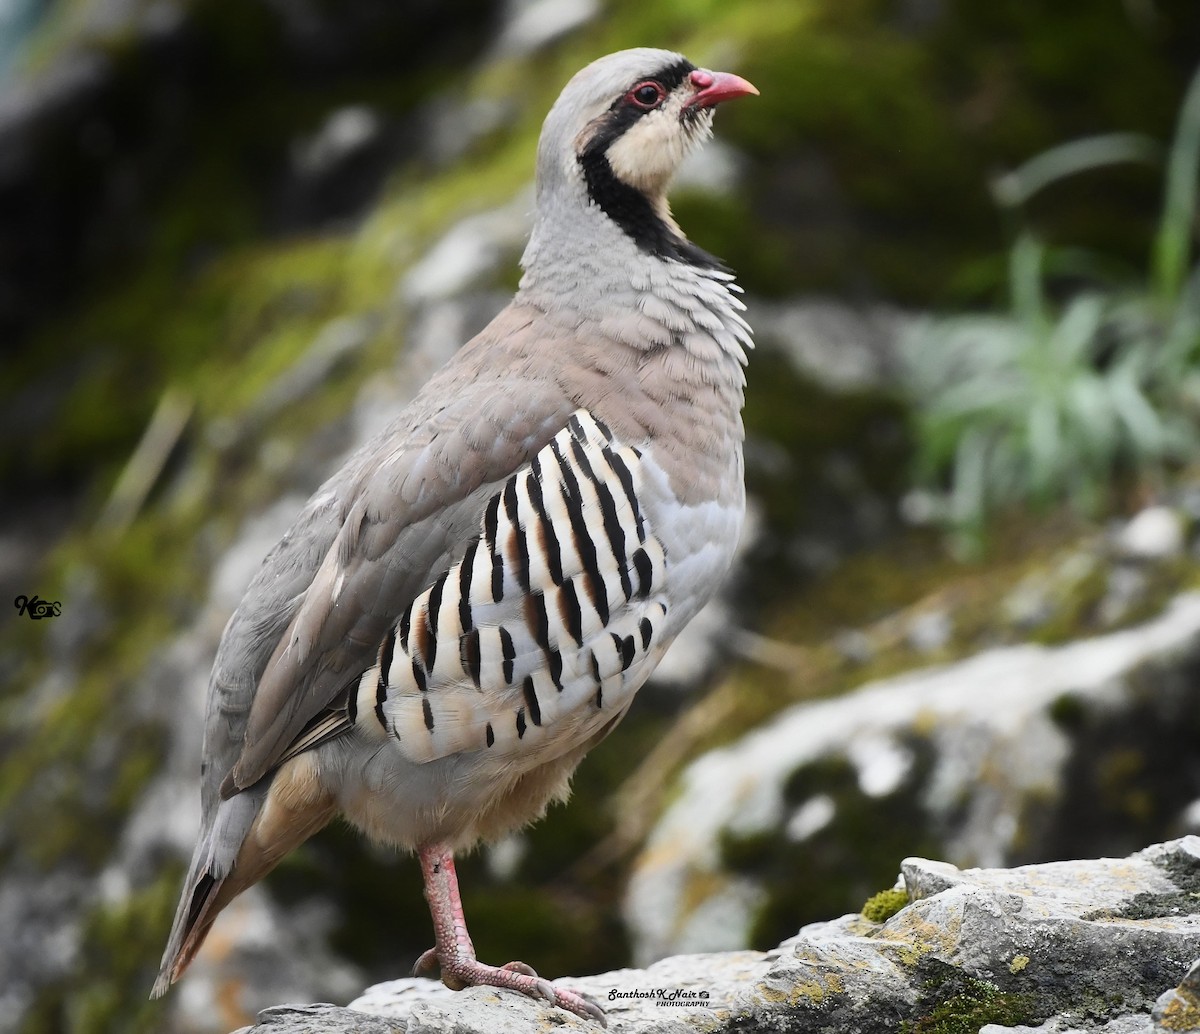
[151, 769, 336, 998]
[151, 788, 263, 998]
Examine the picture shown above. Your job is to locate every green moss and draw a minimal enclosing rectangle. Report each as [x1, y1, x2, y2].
[903, 969, 1038, 1034]
[905, 982, 1035, 1034]
[1027, 556, 1110, 645]
[1160, 851, 1200, 896]
[1048, 693, 1088, 730]
[1157, 984, 1200, 1032]
[861, 887, 909, 923]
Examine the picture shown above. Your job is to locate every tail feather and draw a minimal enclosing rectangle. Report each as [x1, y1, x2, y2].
[152, 788, 264, 999]
[151, 874, 219, 998]
[152, 758, 337, 998]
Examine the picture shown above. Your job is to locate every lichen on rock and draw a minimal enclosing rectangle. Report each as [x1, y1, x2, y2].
[234, 838, 1200, 1034]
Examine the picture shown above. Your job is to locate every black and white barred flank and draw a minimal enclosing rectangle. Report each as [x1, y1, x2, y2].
[344, 410, 670, 763]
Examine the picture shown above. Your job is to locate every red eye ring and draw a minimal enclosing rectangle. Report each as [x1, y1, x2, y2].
[628, 80, 666, 110]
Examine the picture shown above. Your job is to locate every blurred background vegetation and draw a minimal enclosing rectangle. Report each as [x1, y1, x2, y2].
[1, 0, 1199, 1032]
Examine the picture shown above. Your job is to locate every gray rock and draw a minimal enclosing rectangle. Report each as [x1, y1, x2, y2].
[981, 1021, 1152, 1034]
[233, 838, 1200, 1034]
[624, 593, 1200, 965]
[1152, 956, 1200, 1031]
[292, 107, 385, 179]
[232, 1003, 405, 1033]
[906, 607, 952, 653]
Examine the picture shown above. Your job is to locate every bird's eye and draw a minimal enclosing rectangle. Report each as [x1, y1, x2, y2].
[628, 81, 666, 110]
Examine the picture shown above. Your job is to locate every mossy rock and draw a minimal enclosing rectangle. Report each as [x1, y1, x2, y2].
[903, 966, 1039, 1034]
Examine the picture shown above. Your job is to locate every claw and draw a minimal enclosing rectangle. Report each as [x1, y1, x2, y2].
[413, 948, 440, 978]
[551, 986, 608, 1027]
[576, 995, 608, 1027]
[501, 961, 540, 977]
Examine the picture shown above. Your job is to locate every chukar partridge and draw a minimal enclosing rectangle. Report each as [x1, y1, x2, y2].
[154, 47, 757, 1023]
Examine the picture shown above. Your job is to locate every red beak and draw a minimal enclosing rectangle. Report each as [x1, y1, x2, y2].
[685, 68, 760, 109]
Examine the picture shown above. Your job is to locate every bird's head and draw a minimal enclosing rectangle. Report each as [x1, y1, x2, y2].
[528, 48, 758, 268]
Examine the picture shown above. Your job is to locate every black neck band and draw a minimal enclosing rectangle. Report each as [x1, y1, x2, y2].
[577, 59, 725, 271]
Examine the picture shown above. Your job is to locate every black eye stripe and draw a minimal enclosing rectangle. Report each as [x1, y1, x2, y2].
[605, 58, 696, 116]
[648, 58, 695, 94]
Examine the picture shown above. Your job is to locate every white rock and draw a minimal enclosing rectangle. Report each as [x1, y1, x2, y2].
[292, 106, 382, 176]
[786, 794, 836, 841]
[1117, 506, 1186, 560]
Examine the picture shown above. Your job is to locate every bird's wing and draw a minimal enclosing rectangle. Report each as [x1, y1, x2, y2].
[207, 308, 581, 798]
[359, 407, 671, 769]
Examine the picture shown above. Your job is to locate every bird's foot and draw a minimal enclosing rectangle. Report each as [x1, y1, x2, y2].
[413, 948, 605, 1025]
[414, 950, 538, 982]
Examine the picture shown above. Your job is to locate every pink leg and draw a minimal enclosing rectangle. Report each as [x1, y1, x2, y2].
[414, 844, 606, 1025]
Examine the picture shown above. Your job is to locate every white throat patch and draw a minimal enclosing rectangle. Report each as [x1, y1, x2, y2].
[603, 101, 714, 198]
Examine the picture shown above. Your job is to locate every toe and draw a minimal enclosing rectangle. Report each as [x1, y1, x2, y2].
[412, 948, 440, 978]
[550, 986, 608, 1026]
[531, 977, 558, 1003]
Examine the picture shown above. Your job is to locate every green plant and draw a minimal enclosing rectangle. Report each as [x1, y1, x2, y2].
[903, 66, 1200, 548]
[902, 974, 1035, 1034]
[861, 886, 908, 922]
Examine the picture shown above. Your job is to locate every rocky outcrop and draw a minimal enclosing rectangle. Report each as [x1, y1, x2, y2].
[624, 588, 1200, 965]
[232, 837, 1200, 1033]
